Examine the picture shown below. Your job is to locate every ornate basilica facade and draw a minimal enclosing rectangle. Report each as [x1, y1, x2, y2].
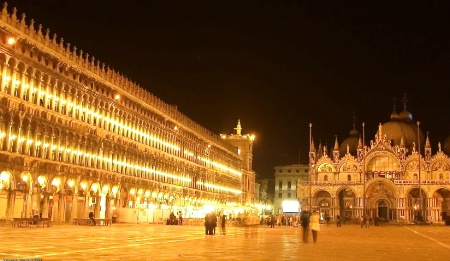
[0, 3, 255, 223]
[299, 109, 450, 224]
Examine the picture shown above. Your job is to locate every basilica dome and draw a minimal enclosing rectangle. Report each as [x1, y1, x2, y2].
[443, 136, 450, 155]
[379, 105, 423, 151]
[339, 128, 359, 157]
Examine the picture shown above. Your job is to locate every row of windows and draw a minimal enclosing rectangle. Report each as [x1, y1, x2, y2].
[278, 192, 296, 199]
[278, 181, 292, 189]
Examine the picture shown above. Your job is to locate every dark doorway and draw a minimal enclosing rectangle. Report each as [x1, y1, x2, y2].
[377, 200, 388, 220]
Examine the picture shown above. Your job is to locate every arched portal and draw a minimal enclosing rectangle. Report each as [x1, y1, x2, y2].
[377, 199, 389, 220]
[432, 188, 450, 223]
[407, 188, 427, 223]
[316, 190, 332, 222]
[337, 188, 355, 222]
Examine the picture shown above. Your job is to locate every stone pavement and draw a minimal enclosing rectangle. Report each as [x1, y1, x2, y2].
[0, 222, 449, 261]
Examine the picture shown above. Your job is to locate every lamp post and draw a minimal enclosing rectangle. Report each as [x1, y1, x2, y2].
[309, 123, 312, 212]
[362, 122, 366, 218]
[417, 121, 423, 222]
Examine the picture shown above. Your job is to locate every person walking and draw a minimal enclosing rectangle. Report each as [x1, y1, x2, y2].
[310, 211, 321, 244]
[221, 214, 226, 235]
[336, 215, 341, 227]
[300, 209, 310, 244]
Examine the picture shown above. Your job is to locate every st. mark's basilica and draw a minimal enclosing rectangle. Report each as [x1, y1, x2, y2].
[299, 104, 450, 224]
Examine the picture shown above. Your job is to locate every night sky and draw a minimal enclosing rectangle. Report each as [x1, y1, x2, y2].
[6, 0, 450, 178]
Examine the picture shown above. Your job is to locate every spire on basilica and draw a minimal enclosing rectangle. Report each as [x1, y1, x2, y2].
[425, 132, 431, 149]
[400, 133, 406, 149]
[333, 135, 340, 163]
[234, 119, 242, 136]
[425, 132, 432, 161]
[334, 135, 339, 151]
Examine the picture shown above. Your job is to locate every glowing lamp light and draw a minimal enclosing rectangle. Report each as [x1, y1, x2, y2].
[22, 175, 28, 182]
[138, 188, 143, 195]
[80, 183, 87, 190]
[115, 94, 120, 100]
[51, 179, 60, 187]
[111, 186, 118, 194]
[7, 37, 15, 45]
[145, 190, 150, 197]
[102, 185, 109, 193]
[0, 172, 10, 181]
[130, 188, 136, 195]
[37, 176, 45, 185]
[91, 183, 98, 192]
[68, 180, 75, 187]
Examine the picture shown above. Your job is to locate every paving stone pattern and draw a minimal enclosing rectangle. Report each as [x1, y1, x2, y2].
[0, 223, 449, 261]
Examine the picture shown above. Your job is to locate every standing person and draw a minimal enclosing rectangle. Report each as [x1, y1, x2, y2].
[212, 213, 217, 235]
[310, 211, 321, 243]
[221, 214, 226, 235]
[89, 211, 96, 226]
[336, 215, 341, 227]
[365, 215, 370, 228]
[205, 213, 211, 235]
[360, 216, 364, 228]
[300, 209, 310, 244]
[169, 212, 176, 225]
[178, 211, 183, 225]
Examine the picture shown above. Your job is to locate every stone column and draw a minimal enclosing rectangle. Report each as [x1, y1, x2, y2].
[42, 194, 49, 219]
[6, 189, 16, 219]
[58, 193, 65, 223]
[84, 195, 91, 218]
[94, 196, 100, 218]
[71, 191, 78, 221]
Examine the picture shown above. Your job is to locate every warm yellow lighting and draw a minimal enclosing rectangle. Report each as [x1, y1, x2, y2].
[138, 188, 143, 195]
[37, 176, 45, 185]
[80, 183, 87, 190]
[145, 190, 150, 197]
[7, 37, 15, 45]
[91, 183, 98, 192]
[115, 94, 120, 100]
[112, 186, 119, 194]
[130, 188, 136, 195]
[22, 175, 28, 182]
[51, 179, 60, 187]
[102, 185, 109, 193]
[196, 181, 241, 194]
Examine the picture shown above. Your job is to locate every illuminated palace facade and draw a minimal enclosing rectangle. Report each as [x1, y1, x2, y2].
[299, 106, 450, 223]
[0, 4, 255, 223]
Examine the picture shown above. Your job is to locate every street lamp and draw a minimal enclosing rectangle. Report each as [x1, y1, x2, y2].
[362, 122, 366, 218]
[309, 123, 312, 212]
[417, 121, 424, 222]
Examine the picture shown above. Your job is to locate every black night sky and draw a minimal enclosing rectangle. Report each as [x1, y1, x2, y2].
[6, 0, 450, 178]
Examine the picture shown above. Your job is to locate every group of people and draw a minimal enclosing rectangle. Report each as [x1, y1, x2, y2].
[300, 210, 321, 244]
[205, 212, 226, 235]
[168, 211, 183, 225]
[265, 214, 302, 228]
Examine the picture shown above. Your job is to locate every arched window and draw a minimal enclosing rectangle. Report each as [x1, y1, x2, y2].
[439, 173, 443, 180]
[347, 175, 351, 181]
[324, 175, 328, 181]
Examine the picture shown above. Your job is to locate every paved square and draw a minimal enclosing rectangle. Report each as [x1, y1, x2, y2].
[1, 223, 449, 260]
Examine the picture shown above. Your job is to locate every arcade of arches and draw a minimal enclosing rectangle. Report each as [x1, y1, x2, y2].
[0, 5, 256, 223]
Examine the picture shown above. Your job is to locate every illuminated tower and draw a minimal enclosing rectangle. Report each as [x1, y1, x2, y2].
[221, 120, 256, 205]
